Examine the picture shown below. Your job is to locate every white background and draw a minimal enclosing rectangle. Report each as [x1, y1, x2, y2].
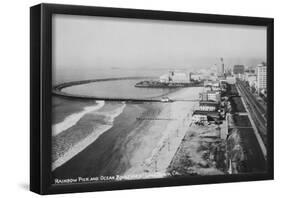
[0, 0, 279, 197]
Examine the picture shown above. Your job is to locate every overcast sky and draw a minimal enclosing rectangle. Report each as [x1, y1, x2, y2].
[52, 14, 266, 71]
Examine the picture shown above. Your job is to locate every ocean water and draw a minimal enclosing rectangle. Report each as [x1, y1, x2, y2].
[62, 79, 174, 99]
[52, 101, 126, 171]
[53, 67, 175, 85]
[52, 100, 105, 136]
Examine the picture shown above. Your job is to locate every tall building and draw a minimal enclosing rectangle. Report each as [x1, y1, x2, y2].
[220, 57, 225, 75]
[257, 63, 267, 92]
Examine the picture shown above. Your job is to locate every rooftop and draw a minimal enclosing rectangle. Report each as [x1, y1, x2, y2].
[193, 110, 220, 117]
[199, 101, 220, 105]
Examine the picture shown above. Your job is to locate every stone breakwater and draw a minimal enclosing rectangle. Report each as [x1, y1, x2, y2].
[53, 77, 153, 100]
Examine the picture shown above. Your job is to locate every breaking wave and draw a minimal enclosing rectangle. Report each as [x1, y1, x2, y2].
[52, 100, 105, 136]
[52, 103, 126, 171]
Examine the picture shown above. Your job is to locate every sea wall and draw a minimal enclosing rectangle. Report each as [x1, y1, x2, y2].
[53, 77, 161, 102]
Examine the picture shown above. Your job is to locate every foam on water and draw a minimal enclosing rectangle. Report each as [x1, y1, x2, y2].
[52, 100, 105, 136]
[52, 103, 126, 171]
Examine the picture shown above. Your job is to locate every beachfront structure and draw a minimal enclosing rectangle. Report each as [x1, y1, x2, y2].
[192, 110, 221, 123]
[204, 81, 220, 90]
[192, 113, 208, 124]
[200, 92, 208, 101]
[200, 91, 221, 102]
[159, 71, 189, 83]
[190, 72, 207, 82]
[190, 73, 200, 81]
[212, 86, 221, 91]
[199, 101, 219, 111]
[256, 63, 267, 93]
[207, 91, 221, 102]
[159, 74, 170, 83]
[226, 76, 236, 84]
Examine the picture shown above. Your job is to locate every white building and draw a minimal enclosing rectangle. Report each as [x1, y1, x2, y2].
[207, 91, 221, 102]
[204, 81, 221, 91]
[226, 76, 236, 84]
[190, 73, 202, 81]
[256, 63, 267, 93]
[192, 114, 208, 123]
[159, 71, 189, 83]
[200, 91, 221, 102]
[199, 101, 219, 111]
[159, 74, 169, 83]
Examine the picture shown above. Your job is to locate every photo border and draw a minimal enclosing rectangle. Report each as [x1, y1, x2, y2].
[30, 3, 274, 195]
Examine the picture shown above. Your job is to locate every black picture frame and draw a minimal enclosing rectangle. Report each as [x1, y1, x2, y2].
[30, 3, 274, 195]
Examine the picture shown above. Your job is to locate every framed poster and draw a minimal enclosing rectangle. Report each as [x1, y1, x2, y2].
[30, 3, 274, 195]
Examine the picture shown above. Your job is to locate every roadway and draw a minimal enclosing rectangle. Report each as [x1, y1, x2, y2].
[236, 80, 267, 145]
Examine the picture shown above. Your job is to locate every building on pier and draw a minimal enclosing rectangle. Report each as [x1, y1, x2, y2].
[159, 70, 189, 83]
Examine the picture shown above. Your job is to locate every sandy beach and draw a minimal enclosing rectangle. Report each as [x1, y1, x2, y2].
[122, 87, 203, 179]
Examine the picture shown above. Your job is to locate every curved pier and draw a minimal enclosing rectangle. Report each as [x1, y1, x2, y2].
[52, 77, 201, 102]
[53, 77, 162, 102]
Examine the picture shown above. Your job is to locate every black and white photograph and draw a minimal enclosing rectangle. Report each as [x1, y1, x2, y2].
[1, 0, 280, 197]
[51, 13, 269, 185]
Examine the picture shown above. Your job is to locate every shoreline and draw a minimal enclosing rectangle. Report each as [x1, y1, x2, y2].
[52, 87, 204, 180]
